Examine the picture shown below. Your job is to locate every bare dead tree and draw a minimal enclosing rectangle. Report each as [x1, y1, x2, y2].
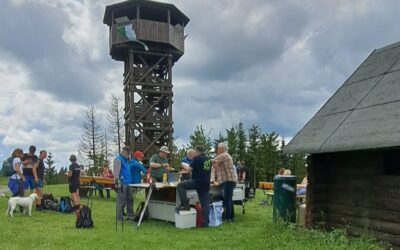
[108, 94, 125, 154]
[78, 105, 103, 169]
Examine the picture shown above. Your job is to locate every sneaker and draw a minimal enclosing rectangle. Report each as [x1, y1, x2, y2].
[175, 205, 190, 213]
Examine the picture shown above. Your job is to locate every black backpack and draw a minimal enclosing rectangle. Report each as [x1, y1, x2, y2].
[76, 205, 93, 228]
[2, 157, 16, 177]
[44, 199, 59, 211]
[42, 193, 57, 210]
[59, 197, 72, 213]
[133, 202, 148, 222]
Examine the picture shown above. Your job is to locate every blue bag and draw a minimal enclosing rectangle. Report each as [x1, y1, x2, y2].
[209, 201, 224, 227]
[7, 178, 19, 196]
[59, 197, 72, 213]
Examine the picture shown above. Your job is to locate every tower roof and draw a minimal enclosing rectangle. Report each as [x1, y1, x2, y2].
[103, 0, 190, 26]
[284, 41, 400, 154]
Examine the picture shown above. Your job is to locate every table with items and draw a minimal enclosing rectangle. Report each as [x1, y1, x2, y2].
[129, 181, 246, 226]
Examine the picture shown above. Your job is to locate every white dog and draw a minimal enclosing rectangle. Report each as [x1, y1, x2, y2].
[2, 193, 38, 217]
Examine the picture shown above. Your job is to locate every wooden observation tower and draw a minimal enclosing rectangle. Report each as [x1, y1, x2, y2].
[103, 0, 189, 156]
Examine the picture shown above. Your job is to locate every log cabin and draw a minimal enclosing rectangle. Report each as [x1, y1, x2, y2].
[284, 41, 400, 247]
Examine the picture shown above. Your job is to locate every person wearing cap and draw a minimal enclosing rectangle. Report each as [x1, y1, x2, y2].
[113, 146, 133, 221]
[149, 145, 172, 182]
[129, 151, 147, 184]
[66, 154, 81, 211]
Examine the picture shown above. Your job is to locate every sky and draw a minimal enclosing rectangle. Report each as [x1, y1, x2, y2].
[1, 0, 400, 168]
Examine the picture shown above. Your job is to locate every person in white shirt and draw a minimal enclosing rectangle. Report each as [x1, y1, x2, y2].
[10, 148, 25, 197]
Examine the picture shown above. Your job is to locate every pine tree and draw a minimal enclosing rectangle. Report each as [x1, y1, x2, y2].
[108, 94, 124, 154]
[213, 132, 226, 150]
[226, 126, 238, 162]
[187, 125, 212, 154]
[247, 125, 261, 187]
[45, 152, 57, 185]
[171, 142, 187, 170]
[237, 122, 247, 161]
[78, 105, 103, 169]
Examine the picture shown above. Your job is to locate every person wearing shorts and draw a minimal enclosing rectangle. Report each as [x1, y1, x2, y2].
[22, 145, 39, 193]
[66, 155, 81, 211]
[34, 150, 47, 211]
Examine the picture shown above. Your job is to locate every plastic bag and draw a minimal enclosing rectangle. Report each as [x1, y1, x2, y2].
[7, 178, 18, 196]
[209, 201, 223, 227]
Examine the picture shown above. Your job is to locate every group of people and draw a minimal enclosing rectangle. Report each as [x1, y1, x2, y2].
[113, 147, 155, 221]
[7, 142, 241, 228]
[176, 143, 238, 227]
[7, 145, 47, 211]
[112, 143, 239, 227]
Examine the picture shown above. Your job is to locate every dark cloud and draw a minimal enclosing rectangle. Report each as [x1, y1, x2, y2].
[175, 0, 310, 81]
[0, 1, 107, 104]
[3, 0, 400, 157]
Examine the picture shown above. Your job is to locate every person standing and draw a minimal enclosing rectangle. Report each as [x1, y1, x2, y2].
[113, 146, 133, 221]
[176, 147, 211, 227]
[149, 146, 172, 182]
[238, 161, 250, 182]
[212, 143, 237, 222]
[34, 150, 47, 211]
[66, 155, 81, 211]
[129, 151, 147, 184]
[22, 145, 39, 194]
[180, 149, 194, 181]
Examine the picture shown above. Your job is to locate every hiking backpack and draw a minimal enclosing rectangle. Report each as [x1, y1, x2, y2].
[44, 199, 59, 211]
[59, 197, 73, 213]
[3, 157, 16, 177]
[76, 205, 93, 228]
[41, 193, 58, 210]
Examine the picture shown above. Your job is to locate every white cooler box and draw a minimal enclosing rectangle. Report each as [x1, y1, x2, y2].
[175, 208, 197, 229]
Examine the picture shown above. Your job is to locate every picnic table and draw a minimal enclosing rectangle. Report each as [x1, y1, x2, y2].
[79, 176, 114, 197]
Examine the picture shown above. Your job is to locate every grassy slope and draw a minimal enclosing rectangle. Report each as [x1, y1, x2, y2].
[0, 176, 8, 186]
[0, 185, 384, 250]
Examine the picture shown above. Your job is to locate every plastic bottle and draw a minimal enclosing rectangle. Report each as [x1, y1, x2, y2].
[162, 173, 167, 184]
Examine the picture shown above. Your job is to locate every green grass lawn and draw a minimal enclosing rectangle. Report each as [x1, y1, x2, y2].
[0, 176, 8, 186]
[0, 184, 385, 250]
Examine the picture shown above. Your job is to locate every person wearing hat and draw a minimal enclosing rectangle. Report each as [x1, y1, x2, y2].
[149, 145, 172, 182]
[129, 151, 147, 184]
[113, 146, 133, 221]
[66, 154, 81, 211]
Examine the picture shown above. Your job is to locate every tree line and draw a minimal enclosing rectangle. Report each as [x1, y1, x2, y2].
[173, 123, 307, 186]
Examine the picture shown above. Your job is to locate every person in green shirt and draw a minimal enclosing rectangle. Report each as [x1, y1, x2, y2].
[149, 146, 172, 182]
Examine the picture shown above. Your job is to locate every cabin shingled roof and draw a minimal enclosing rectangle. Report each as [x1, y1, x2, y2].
[284, 41, 400, 154]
